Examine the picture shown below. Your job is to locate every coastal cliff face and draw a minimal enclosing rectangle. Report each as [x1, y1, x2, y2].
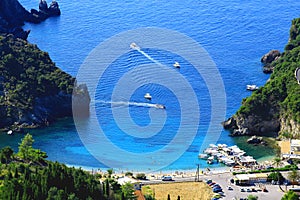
[223, 18, 300, 137]
[0, 35, 90, 131]
[0, 0, 61, 39]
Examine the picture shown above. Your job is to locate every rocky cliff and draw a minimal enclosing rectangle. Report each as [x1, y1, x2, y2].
[0, 0, 61, 40]
[223, 18, 300, 138]
[0, 35, 90, 131]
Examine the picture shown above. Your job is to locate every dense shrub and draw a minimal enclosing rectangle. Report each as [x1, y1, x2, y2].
[237, 17, 300, 125]
[0, 35, 75, 116]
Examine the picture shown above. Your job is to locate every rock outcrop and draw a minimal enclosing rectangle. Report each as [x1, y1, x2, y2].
[261, 50, 281, 64]
[280, 117, 300, 138]
[223, 18, 300, 138]
[223, 115, 280, 136]
[0, 0, 61, 40]
[261, 50, 281, 74]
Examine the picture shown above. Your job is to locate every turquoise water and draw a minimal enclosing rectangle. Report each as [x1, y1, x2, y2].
[2, 0, 299, 171]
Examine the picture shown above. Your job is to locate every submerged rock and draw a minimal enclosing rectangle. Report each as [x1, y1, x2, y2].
[247, 135, 263, 144]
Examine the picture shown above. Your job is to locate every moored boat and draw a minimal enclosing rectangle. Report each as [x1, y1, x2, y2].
[246, 84, 259, 91]
[198, 153, 209, 159]
[207, 156, 214, 164]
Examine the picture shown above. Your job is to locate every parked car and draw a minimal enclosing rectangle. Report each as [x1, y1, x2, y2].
[206, 179, 213, 184]
[161, 176, 172, 181]
[209, 182, 216, 186]
[227, 186, 233, 190]
[212, 184, 220, 188]
[246, 188, 252, 192]
[213, 188, 223, 193]
[240, 188, 245, 192]
[213, 186, 221, 190]
[218, 192, 225, 196]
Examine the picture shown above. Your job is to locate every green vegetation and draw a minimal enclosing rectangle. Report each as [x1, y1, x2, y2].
[237, 17, 300, 129]
[282, 190, 299, 200]
[247, 195, 258, 200]
[287, 169, 300, 188]
[121, 183, 136, 200]
[0, 35, 75, 127]
[135, 173, 147, 180]
[267, 172, 285, 182]
[0, 133, 137, 200]
[232, 164, 298, 175]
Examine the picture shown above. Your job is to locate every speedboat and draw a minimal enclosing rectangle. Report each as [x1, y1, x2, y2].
[144, 93, 152, 100]
[246, 85, 259, 91]
[155, 104, 166, 109]
[173, 61, 180, 68]
[130, 42, 140, 50]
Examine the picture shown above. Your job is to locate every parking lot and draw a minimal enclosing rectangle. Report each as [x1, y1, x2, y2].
[203, 172, 285, 200]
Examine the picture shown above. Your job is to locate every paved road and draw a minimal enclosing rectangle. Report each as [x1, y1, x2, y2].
[141, 172, 286, 200]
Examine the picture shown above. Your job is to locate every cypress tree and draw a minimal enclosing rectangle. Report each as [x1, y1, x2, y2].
[14, 167, 19, 178]
[105, 179, 110, 197]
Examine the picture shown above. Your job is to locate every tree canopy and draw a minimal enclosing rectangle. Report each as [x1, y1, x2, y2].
[0, 134, 133, 200]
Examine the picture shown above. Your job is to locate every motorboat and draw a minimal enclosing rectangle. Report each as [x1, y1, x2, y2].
[7, 130, 13, 135]
[144, 93, 152, 100]
[173, 61, 180, 68]
[130, 42, 140, 50]
[246, 85, 259, 91]
[154, 104, 166, 109]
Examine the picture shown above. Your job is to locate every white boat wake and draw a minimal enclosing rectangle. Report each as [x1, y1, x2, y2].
[130, 42, 163, 66]
[94, 100, 165, 109]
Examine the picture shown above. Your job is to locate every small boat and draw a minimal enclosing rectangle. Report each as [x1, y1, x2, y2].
[130, 42, 140, 50]
[7, 130, 13, 135]
[154, 104, 166, 109]
[198, 153, 209, 159]
[173, 61, 180, 68]
[207, 156, 214, 164]
[246, 85, 259, 91]
[144, 93, 152, 100]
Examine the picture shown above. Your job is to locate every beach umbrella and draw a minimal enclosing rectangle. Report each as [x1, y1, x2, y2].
[295, 68, 300, 84]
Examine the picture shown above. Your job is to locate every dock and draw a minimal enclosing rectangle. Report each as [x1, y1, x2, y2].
[199, 144, 257, 167]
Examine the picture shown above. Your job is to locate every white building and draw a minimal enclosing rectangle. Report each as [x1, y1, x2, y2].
[117, 176, 142, 190]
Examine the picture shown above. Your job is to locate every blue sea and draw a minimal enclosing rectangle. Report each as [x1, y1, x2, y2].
[1, 0, 300, 172]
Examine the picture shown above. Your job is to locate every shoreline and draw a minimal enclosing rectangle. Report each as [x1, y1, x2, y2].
[65, 155, 277, 179]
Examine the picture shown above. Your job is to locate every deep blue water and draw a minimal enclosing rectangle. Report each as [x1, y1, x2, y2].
[1, 0, 299, 171]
